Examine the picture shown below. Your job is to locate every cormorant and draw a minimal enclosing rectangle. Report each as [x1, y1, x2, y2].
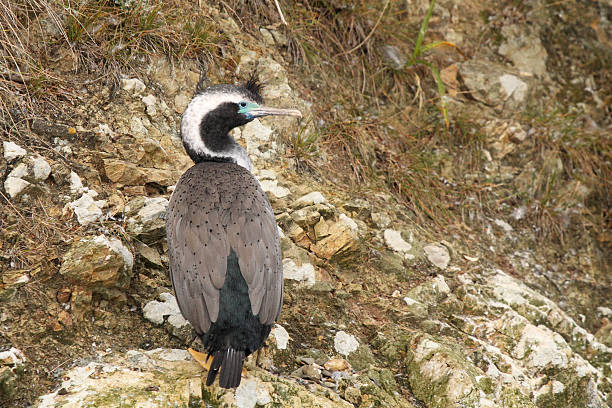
[166, 76, 301, 388]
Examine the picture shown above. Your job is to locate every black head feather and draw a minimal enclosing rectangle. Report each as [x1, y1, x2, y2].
[239, 73, 264, 104]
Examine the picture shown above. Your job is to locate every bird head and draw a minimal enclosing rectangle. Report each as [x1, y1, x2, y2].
[181, 77, 301, 169]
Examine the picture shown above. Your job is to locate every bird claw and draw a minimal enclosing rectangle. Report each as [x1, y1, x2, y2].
[188, 348, 248, 380]
[188, 348, 212, 371]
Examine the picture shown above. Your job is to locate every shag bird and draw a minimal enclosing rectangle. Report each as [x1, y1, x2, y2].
[166, 77, 301, 388]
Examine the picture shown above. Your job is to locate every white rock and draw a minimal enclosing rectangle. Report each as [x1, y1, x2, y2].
[403, 297, 421, 306]
[137, 197, 169, 222]
[4, 177, 30, 198]
[511, 206, 527, 220]
[174, 93, 190, 113]
[242, 119, 273, 156]
[371, 212, 391, 228]
[8, 163, 28, 179]
[3, 141, 26, 162]
[293, 192, 327, 208]
[432, 275, 451, 295]
[338, 213, 358, 231]
[69, 191, 106, 225]
[255, 169, 277, 181]
[414, 338, 440, 360]
[334, 331, 359, 356]
[120, 77, 146, 94]
[130, 116, 148, 137]
[142, 293, 189, 328]
[93, 235, 134, 271]
[235, 378, 271, 408]
[271, 324, 290, 350]
[494, 218, 513, 232]
[0, 347, 25, 366]
[282, 259, 315, 287]
[384, 229, 412, 253]
[260, 179, 290, 198]
[145, 348, 190, 362]
[597, 306, 612, 318]
[513, 324, 569, 368]
[96, 123, 114, 138]
[499, 74, 528, 102]
[70, 171, 84, 194]
[142, 94, 157, 116]
[32, 157, 52, 180]
[423, 244, 450, 269]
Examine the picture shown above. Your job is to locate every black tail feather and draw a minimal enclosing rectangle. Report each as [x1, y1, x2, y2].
[206, 350, 224, 386]
[206, 348, 245, 388]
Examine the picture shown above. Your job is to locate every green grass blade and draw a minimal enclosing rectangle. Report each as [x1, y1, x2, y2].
[411, 0, 436, 62]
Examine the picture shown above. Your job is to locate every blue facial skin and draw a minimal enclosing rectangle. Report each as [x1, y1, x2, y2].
[237, 101, 259, 119]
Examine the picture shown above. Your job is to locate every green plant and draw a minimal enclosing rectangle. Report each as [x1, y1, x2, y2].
[287, 122, 320, 171]
[406, 0, 452, 128]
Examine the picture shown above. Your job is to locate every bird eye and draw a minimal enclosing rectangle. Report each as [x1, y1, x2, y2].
[239, 102, 247, 108]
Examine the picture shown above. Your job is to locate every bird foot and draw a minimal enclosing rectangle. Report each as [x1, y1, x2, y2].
[188, 348, 212, 371]
[188, 348, 248, 378]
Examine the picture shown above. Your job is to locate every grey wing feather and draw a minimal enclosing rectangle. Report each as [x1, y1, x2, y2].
[226, 173, 283, 325]
[167, 163, 283, 336]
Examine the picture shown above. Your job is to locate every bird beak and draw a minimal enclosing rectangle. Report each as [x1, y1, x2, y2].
[248, 106, 302, 119]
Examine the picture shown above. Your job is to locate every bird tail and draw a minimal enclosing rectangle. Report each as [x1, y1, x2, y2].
[206, 348, 245, 388]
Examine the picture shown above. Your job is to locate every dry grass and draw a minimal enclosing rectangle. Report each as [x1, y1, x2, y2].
[1, 0, 609, 247]
[215, 0, 610, 250]
[0, 0, 225, 140]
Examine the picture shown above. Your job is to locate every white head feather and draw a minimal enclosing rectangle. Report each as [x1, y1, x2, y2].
[181, 90, 254, 171]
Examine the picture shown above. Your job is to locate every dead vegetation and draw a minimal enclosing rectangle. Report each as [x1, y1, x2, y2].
[0, 0, 610, 405]
[215, 0, 610, 252]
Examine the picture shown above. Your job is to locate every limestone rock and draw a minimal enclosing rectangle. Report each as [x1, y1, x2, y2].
[292, 191, 327, 208]
[60, 235, 134, 289]
[70, 171, 84, 194]
[498, 24, 548, 77]
[384, 229, 412, 253]
[68, 190, 106, 225]
[103, 159, 178, 186]
[142, 292, 189, 329]
[271, 324, 289, 350]
[31, 157, 52, 180]
[126, 197, 168, 241]
[36, 349, 356, 408]
[235, 378, 272, 408]
[4, 176, 30, 198]
[120, 77, 146, 94]
[458, 59, 533, 112]
[37, 349, 202, 408]
[2, 141, 26, 162]
[0, 347, 25, 401]
[282, 259, 315, 287]
[311, 214, 360, 261]
[334, 331, 359, 356]
[260, 179, 291, 198]
[423, 244, 450, 269]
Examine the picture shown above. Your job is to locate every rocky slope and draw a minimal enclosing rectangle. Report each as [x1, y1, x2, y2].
[1, 0, 610, 407]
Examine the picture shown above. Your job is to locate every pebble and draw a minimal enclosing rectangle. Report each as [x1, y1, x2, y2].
[142, 293, 189, 328]
[282, 259, 315, 286]
[120, 77, 146, 94]
[32, 156, 52, 180]
[271, 324, 289, 350]
[292, 191, 327, 208]
[3, 141, 26, 162]
[334, 331, 359, 356]
[423, 244, 450, 269]
[383, 229, 412, 253]
[4, 176, 30, 198]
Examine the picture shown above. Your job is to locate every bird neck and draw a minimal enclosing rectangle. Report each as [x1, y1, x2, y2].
[181, 105, 252, 172]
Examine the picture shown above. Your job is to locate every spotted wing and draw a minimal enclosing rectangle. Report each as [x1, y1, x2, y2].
[166, 162, 282, 335]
